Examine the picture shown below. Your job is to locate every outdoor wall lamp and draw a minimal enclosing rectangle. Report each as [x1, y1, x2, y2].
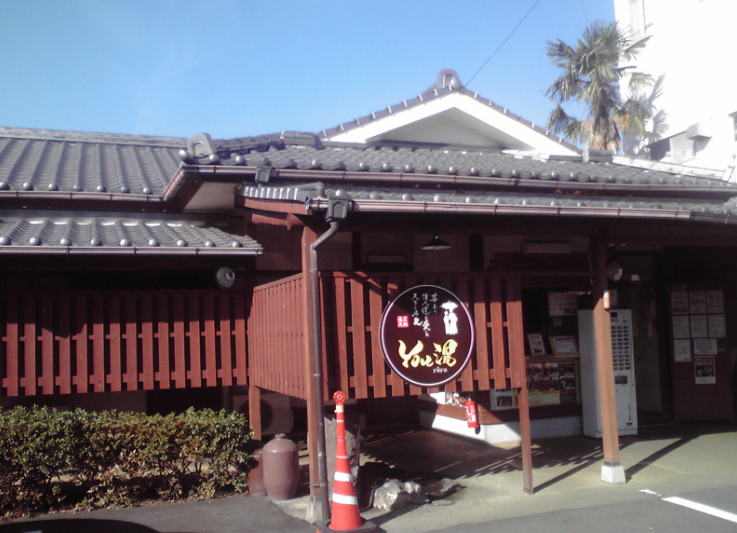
[422, 232, 451, 251]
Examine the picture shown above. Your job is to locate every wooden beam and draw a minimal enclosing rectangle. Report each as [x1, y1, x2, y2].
[238, 197, 312, 215]
[592, 232, 625, 484]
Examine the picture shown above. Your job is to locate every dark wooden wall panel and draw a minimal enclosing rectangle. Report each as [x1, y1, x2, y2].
[0, 291, 250, 398]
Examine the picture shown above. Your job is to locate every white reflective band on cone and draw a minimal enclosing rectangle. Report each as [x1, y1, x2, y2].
[334, 471, 352, 482]
[332, 493, 358, 505]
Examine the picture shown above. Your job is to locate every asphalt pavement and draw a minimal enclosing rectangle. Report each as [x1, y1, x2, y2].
[2, 421, 736, 533]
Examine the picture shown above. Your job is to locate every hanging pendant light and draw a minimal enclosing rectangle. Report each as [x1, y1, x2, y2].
[422, 232, 451, 251]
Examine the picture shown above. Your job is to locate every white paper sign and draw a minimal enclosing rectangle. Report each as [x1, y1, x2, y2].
[673, 339, 692, 362]
[689, 292, 707, 314]
[708, 314, 726, 338]
[693, 338, 718, 356]
[707, 291, 725, 314]
[671, 292, 689, 315]
[690, 315, 708, 338]
[672, 316, 691, 339]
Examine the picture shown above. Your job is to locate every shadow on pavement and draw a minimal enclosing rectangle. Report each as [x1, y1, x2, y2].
[0, 519, 162, 533]
[359, 421, 737, 494]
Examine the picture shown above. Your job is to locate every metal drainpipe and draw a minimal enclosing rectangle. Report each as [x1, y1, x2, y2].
[310, 220, 341, 521]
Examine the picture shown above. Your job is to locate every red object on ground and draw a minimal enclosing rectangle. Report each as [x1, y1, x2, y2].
[327, 390, 363, 530]
[465, 400, 479, 429]
[316, 391, 377, 533]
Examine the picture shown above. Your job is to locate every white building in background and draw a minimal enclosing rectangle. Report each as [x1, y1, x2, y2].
[615, 0, 737, 177]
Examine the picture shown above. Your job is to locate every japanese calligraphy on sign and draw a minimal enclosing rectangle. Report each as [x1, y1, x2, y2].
[380, 285, 475, 387]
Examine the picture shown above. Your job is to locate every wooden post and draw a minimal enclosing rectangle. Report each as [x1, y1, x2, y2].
[301, 225, 327, 522]
[507, 277, 534, 493]
[592, 233, 625, 484]
[249, 384, 262, 441]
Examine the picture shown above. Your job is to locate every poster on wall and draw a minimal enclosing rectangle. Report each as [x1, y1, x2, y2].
[694, 356, 716, 384]
[490, 389, 517, 410]
[671, 291, 689, 315]
[708, 314, 726, 338]
[693, 338, 718, 356]
[673, 339, 692, 362]
[672, 316, 690, 339]
[689, 292, 707, 314]
[707, 291, 725, 314]
[690, 315, 708, 338]
[548, 292, 577, 317]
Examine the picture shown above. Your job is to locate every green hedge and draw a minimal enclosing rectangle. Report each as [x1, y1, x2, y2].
[0, 407, 253, 518]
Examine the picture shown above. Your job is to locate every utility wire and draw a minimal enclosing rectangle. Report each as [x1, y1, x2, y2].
[466, 0, 543, 88]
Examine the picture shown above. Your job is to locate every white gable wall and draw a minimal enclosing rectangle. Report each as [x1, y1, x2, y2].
[327, 92, 578, 156]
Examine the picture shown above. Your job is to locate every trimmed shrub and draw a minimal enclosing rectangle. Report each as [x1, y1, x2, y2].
[0, 407, 253, 518]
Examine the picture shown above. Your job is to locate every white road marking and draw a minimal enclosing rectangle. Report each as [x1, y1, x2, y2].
[663, 496, 737, 524]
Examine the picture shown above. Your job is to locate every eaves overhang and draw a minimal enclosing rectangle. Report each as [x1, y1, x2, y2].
[239, 183, 737, 226]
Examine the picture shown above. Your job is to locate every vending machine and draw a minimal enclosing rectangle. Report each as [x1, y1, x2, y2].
[578, 309, 638, 438]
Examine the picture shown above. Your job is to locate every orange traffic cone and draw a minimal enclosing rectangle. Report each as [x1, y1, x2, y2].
[316, 391, 377, 533]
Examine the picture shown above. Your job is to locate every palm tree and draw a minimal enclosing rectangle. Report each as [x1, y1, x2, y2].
[545, 21, 655, 153]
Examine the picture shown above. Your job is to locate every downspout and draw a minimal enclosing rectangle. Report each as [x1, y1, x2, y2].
[310, 218, 342, 521]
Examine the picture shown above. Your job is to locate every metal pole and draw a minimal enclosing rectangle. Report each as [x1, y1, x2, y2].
[310, 221, 341, 521]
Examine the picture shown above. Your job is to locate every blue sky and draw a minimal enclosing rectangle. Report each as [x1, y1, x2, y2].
[1, 0, 614, 140]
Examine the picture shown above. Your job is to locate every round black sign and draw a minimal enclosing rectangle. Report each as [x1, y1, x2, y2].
[380, 284, 475, 387]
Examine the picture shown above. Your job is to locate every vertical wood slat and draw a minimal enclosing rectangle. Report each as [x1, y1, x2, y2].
[24, 297, 37, 395]
[203, 295, 217, 387]
[297, 277, 305, 396]
[188, 295, 202, 388]
[490, 277, 507, 389]
[75, 297, 88, 393]
[404, 277, 422, 396]
[141, 296, 155, 390]
[157, 296, 170, 390]
[92, 296, 105, 392]
[386, 278, 404, 397]
[5, 296, 19, 396]
[275, 284, 284, 394]
[41, 296, 54, 395]
[319, 274, 330, 400]
[109, 297, 122, 392]
[58, 295, 71, 395]
[234, 296, 247, 386]
[506, 277, 526, 389]
[219, 296, 233, 387]
[368, 278, 386, 398]
[473, 278, 491, 391]
[173, 295, 186, 388]
[350, 277, 369, 399]
[125, 296, 138, 390]
[334, 277, 350, 394]
[312, 277, 323, 401]
[456, 277, 475, 392]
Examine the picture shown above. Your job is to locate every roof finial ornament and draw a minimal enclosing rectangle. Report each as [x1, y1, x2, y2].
[436, 69, 462, 91]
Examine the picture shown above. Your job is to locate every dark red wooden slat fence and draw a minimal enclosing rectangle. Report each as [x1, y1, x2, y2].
[0, 291, 249, 397]
[247, 272, 523, 401]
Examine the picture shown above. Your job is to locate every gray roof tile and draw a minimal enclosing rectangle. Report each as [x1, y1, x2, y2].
[0, 212, 261, 255]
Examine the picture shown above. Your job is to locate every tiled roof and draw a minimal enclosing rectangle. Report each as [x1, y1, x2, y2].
[211, 137, 734, 192]
[242, 182, 737, 224]
[0, 128, 185, 196]
[0, 211, 261, 255]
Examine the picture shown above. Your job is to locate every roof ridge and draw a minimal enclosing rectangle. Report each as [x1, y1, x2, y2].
[0, 127, 186, 148]
[318, 69, 580, 154]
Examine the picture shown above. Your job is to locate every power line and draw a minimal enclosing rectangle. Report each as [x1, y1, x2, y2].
[466, 0, 543, 88]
